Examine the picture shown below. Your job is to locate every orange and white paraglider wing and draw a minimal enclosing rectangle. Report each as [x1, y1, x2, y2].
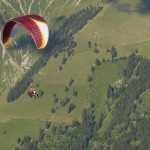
[2, 15, 49, 49]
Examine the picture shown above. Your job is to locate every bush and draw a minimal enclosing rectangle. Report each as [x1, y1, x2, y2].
[51, 107, 55, 113]
[90, 101, 95, 108]
[135, 49, 138, 53]
[106, 49, 110, 53]
[17, 137, 21, 144]
[45, 120, 51, 129]
[62, 55, 67, 65]
[87, 75, 93, 83]
[71, 49, 75, 56]
[95, 43, 97, 46]
[91, 65, 95, 72]
[65, 86, 69, 92]
[88, 40, 92, 48]
[71, 119, 80, 127]
[60, 97, 70, 107]
[73, 90, 78, 97]
[94, 48, 99, 54]
[111, 46, 117, 60]
[53, 52, 58, 58]
[51, 125, 57, 134]
[68, 104, 76, 113]
[53, 93, 57, 98]
[39, 128, 45, 143]
[3, 130, 6, 134]
[95, 58, 101, 65]
[112, 51, 117, 61]
[67, 49, 75, 57]
[69, 78, 74, 86]
[59, 65, 62, 71]
[53, 93, 58, 104]
[111, 45, 116, 52]
[54, 96, 58, 104]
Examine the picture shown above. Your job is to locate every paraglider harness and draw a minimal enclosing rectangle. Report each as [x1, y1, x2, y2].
[27, 87, 39, 99]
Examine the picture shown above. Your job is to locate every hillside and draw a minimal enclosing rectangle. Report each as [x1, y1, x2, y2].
[0, 0, 101, 94]
[0, 0, 150, 149]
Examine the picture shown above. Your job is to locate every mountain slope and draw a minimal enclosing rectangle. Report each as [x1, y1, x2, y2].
[0, 0, 150, 149]
[0, 0, 102, 95]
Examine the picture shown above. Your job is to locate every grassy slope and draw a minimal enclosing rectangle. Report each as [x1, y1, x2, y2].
[92, 59, 128, 120]
[0, 0, 103, 149]
[0, 0, 102, 92]
[74, 0, 150, 57]
[0, 0, 150, 149]
[73, 0, 150, 135]
[0, 119, 44, 150]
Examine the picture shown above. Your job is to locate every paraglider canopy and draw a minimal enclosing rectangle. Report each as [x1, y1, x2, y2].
[2, 14, 49, 49]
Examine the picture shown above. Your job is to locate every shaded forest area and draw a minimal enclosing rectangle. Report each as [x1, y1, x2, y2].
[7, 6, 103, 102]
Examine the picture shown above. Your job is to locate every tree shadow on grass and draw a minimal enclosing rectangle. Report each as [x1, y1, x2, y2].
[113, 0, 150, 15]
[137, 0, 150, 14]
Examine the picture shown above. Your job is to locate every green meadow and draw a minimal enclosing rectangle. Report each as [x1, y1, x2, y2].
[0, 119, 44, 150]
[0, 0, 150, 149]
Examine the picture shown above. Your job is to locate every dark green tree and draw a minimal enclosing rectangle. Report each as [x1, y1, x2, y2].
[87, 75, 93, 83]
[106, 85, 114, 99]
[51, 107, 55, 113]
[64, 86, 69, 92]
[69, 78, 74, 86]
[95, 58, 101, 65]
[91, 65, 95, 72]
[94, 48, 99, 54]
[62, 55, 67, 65]
[39, 129, 44, 143]
[45, 120, 51, 129]
[73, 90, 78, 97]
[88, 40, 92, 48]
[68, 104, 76, 113]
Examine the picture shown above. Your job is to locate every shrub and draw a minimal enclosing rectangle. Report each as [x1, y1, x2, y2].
[94, 48, 99, 54]
[73, 90, 78, 97]
[68, 104, 76, 113]
[69, 78, 74, 86]
[53, 52, 58, 58]
[95, 58, 101, 65]
[88, 40, 92, 48]
[45, 120, 51, 129]
[51, 107, 55, 113]
[91, 65, 95, 72]
[65, 86, 69, 92]
[62, 55, 67, 65]
[60, 97, 70, 107]
[87, 75, 93, 83]
[59, 65, 62, 71]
